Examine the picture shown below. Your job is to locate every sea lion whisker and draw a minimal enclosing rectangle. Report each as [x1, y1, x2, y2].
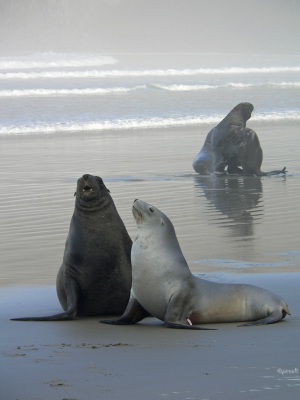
[132, 205, 144, 221]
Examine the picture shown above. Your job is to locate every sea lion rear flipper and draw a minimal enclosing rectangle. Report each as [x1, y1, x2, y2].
[100, 293, 150, 325]
[268, 166, 287, 175]
[10, 277, 79, 321]
[237, 309, 286, 327]
[10, 309, 77, 322]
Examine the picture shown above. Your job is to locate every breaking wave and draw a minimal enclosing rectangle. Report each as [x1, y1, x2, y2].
[1, 81, 299, 98]
[152, 81, 300, 91]
[0, 85, 145, 97]
[0, 53, 117, 70]
[1, 66, 300, 80]
[1, 111, 299, 136]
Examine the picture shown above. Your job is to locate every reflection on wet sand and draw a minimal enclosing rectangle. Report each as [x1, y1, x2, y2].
[194, 175, 264, 238]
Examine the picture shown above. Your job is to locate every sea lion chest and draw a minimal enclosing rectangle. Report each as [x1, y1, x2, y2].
[63, 213, 117, 282]
[131, 233, 188, 321]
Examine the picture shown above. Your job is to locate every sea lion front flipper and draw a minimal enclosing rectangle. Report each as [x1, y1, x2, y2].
[10, 276, 79, 321]
[100, 293, 150, 325]
[164, 321, 217, 330]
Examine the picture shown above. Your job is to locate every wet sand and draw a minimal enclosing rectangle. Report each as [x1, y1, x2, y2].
[2, 273, 300, 400]
[1, 122, 300, 399]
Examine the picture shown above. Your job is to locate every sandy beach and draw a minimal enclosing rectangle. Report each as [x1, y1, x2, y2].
[1, 122, 300, 399]
[1, 274, 299, 400]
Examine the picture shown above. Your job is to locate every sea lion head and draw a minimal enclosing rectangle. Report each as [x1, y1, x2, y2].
[219, 102, 254, 132]
[132, 200, 177, 245]
[232, 102, 254, 123]
[131, 199, 185, 260]
[75, 174, 111, 210]
[132, 199, 166, 226]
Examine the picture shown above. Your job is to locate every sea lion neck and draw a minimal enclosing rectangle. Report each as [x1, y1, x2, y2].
[75, 195, 113, 216]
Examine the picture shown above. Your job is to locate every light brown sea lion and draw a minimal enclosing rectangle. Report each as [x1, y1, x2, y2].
[102, 200, 290, 329]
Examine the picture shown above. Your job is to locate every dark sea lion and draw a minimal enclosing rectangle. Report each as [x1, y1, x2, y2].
[212, 102, 253, 169]
[102, 200, 290, 329]
[193, 102, 253, 174]
[219, 127, 286, 176]
[11, 174, 132, 321]
[193, 102, 286, 176]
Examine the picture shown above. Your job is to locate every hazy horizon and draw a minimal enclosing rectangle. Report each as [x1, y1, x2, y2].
[0, 0, 300, 55]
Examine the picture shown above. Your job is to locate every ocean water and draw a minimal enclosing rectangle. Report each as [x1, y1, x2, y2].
[0, 52, 300, 135]
[0, 52, 300, 285]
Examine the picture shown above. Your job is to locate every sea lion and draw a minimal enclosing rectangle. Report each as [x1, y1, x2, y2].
[192, 102, 286, 176]
[193, 102, 253, 175]
[11, 174, 132, 321]
[102, 200, 290, 329]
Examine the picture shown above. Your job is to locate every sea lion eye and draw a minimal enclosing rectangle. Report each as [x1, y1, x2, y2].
[149, 207, 154, 213]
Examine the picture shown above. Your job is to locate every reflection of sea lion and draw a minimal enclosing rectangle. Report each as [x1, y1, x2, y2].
[194, 175, 263, 237]
[102, 200, 290, 329]
[11, 174, 132, 321]
[193, 102, 286, 176]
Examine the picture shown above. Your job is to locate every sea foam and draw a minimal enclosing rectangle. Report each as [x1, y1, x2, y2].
[1, 66, 300, 80]
[0, 53, 117, 70]
[1, 112, 299, 136]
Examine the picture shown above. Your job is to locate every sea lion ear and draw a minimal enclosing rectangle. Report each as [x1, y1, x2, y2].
[74, 192, 76, 196]
[96, 177, 110, 192]
[101, 183, 110, 193]
[161, 219, 165, 226]
[102, 182, 110, 193]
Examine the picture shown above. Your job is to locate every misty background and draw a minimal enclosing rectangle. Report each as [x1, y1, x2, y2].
[0, 0, 300, 55]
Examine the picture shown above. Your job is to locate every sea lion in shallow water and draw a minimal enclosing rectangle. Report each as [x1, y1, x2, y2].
[102, 200, 290, 329]
[193, 102, 253, 175]
[193, 102, 286, 176]
[11, 174, 132, 321]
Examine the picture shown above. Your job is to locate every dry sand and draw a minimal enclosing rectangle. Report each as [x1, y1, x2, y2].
[1, 123, 299, 399]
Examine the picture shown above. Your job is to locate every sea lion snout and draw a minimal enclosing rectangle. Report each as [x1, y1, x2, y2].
[83, 174, 90, 181]
[83, 185, 93, 192]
